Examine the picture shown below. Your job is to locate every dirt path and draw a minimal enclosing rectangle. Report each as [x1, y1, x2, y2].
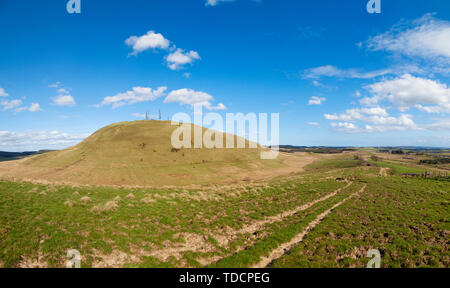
[214, 181, 353, 247]
[252, 183, 367, 268]
[379, 167, 390, 177]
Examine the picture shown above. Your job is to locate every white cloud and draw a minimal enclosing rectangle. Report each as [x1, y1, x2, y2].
[125, 31, 170, 56]
[52, 94, 76, 107]
[29, 103, 41, 112]
[166, 49, 201, 70]
[329, 115, 418, 133]
[307, 122, 319, 126]
[205, 0, 260, 6]
[308, 96, 326, 105]
[303, 65, 391, 79]
[206, 0, 234, 6]
[57, 88, 69, 94]
[363, 74, 450, 113]
[367, 14, 450, 60]
[48, 82, 76, 107]
[100, 86, 167, 109]
[325, 106, 419, 133]
[324, 107, 389, 121]
[330, 122, 359, 132]
[164, 88, 226, 110]
[14, 103, 41, 113]
[1, 99, 22, 111]
[312, 80, 323, 87]
[303, 64, 424, 81]
[0, 88, 8, 97]
[183, 73, 192, 79]
[0, 88, 41, 113]
[0, 130, 89, 151]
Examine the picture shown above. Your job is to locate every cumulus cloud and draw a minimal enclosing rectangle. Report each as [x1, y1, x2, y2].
[0, 130, 89, 151]
[330, 122, 359, 132]
[52, 94, 76, 107]
[28, 103, 41, 112]
[325, 107, 419, 133]
[99, 86, 167, 109]
[49, 82, 76, 107]
[308, 96, 326, 105]
[125, 30, 170, 56]
[164, 88, 226, 110]
[307, 122, 319, 126]
[0, 88, 8, 97]
[166, 49, 201, 70]
[363, 74, 450, 113]
[125, 31, 201, 71]
[329, 116, 418, 133]
[367, 14, 450, 60]
[0, 88, 41, 113]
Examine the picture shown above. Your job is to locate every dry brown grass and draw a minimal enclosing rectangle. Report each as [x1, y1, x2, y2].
[0, 121, 322, 187]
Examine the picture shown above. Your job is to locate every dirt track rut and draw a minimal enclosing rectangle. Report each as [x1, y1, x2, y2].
[252, 183, 367, 268]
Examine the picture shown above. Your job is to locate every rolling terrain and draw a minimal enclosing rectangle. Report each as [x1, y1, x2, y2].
[0, 121, 448, 268]
[0, 154, 448, 268]
[0, 121, 316, 186]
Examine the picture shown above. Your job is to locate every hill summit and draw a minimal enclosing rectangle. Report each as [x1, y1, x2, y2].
[0, 121, 298, 186]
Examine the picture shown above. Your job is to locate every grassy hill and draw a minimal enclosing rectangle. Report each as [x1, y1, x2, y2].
[0, 120, 299, 186]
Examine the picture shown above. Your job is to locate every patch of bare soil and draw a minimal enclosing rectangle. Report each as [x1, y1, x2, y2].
[213, 181, 353, 248]
[379, 167, 390, 177]
[91, 233, 215, 268]
[18, 250, 48, 268]
[252, 184, 367, 268]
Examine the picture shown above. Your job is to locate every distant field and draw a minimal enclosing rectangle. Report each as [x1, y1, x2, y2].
[368, 159, 427, 174]
[0, 153, 448, 268]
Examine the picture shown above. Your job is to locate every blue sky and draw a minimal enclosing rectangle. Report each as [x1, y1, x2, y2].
[1, 0, 449, 151]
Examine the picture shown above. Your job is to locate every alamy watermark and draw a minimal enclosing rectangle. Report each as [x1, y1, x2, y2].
[66, 0, 81, 14]
[67, 1, 380, 15]
[366, 249, 381, 268]
[66, 249, 81, 268]
[170, 105, 279, 160]
[366, 0, 381, 14]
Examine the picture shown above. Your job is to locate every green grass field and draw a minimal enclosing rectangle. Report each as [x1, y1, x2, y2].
[1, 154, 448, 268]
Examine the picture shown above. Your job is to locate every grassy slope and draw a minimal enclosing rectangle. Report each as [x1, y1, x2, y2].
[0, 121, 286, 186]
[0, 178, 345, 267]
[368, 159, 427, 174]
[0, 155, 448, 268]
[272, 176, 449, 268]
